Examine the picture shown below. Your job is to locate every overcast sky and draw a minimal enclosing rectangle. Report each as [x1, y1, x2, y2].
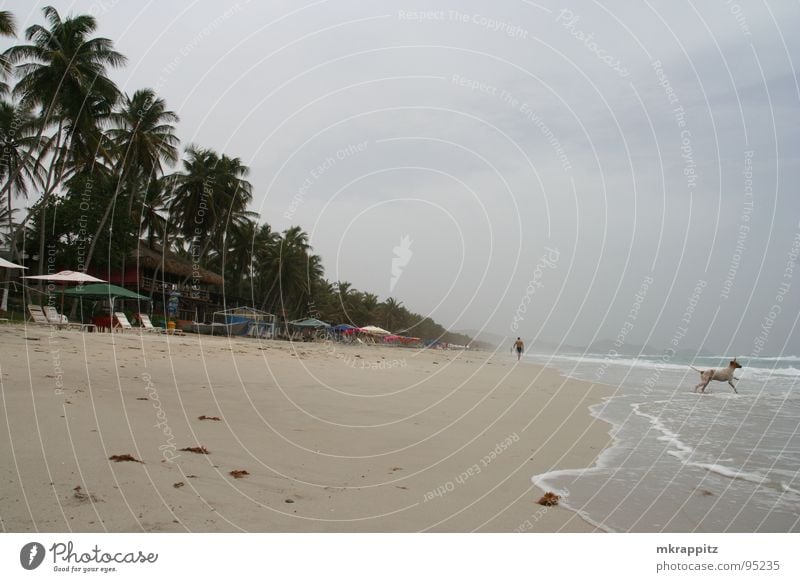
[3, 0, 799, 356]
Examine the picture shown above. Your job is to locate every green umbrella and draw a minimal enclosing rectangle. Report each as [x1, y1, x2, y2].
[63, 283, 150, 301]
[63, 283, 151, 326]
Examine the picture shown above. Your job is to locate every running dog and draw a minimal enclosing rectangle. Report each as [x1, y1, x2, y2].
[691, 358, 742, 394]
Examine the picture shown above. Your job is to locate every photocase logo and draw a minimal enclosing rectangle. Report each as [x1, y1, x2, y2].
[390, 234, 413, 292]
[20, 542, 46, 570]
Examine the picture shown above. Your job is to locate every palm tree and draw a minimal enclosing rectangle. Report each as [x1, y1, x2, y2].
[0, 99, 43, 243]
[0, 11, 17, 96]
[4, 5, 126, 275]
[216, 216, 257, 299]
[0, 11, 15, 36]
[252, 226, 323, 319]
[359, 292, 379, 324]
[381, 297, 405, 332]
[212, 153, 253, 265]
[166, 145, 253, 268]
[83, 88, 180, 273]
[107, 89, 180, 183]
[139, 175, 172, 249]
[165, 145, 216, 240]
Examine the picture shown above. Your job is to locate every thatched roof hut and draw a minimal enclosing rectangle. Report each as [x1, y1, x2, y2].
[135, 242, 224, 286]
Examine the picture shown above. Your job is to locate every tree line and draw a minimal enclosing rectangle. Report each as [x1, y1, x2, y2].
[0, 7, 472, 345]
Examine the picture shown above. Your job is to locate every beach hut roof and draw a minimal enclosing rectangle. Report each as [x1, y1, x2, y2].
[135, 242, 224, 286]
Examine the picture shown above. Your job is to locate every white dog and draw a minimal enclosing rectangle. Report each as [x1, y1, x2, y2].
[691, 358, 742, 394]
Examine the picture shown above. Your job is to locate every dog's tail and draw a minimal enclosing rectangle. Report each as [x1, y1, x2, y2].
[689, 365, 703, 373]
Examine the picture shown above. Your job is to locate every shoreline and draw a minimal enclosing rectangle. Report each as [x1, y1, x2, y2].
[523, 352, 800, 533]
[0, 324, 611, 532]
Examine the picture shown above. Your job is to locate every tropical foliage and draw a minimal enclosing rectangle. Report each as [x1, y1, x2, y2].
[0, 6, 470, 345]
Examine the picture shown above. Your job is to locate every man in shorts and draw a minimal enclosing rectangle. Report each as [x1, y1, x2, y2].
[512, 337, 524, 361]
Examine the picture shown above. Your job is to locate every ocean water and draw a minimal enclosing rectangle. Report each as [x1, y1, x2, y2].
[526, 352, 800, 532]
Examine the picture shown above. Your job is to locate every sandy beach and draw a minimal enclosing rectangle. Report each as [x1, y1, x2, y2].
[0, 324, 610, 532]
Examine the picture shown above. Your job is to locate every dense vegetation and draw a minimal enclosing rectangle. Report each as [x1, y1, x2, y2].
[0, 7, 471, 344]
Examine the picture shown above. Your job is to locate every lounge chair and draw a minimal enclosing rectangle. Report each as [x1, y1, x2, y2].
[27, 304, 52, 326]
[113, 312, 133, 332]
[42, 305, 84, 330]
[135, 313, 159, 332]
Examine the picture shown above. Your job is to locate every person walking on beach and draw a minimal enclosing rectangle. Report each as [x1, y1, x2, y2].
[512, 337, 524, 361]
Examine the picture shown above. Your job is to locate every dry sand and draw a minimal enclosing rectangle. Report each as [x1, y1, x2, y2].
[0, 324, 611, 532]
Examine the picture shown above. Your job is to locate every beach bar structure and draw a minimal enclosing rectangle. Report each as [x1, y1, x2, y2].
[92, 242, 225, 323]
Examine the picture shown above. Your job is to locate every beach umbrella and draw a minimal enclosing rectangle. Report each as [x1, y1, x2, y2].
[0, 257, 27, 269]
[22, 271, 107, 317]
[62, 283, 149, 301]
[359, 325, 391, 336]
[63, 283, 150, 321]
[22, 270, 105, 283]
[0, 258, 27, 311]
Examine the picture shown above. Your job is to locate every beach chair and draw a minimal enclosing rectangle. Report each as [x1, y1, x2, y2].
[135, 313, 161, 333]
[27, 304, 53, 326]
[42, 305, 83, 330]
[113, 312, 133, 332]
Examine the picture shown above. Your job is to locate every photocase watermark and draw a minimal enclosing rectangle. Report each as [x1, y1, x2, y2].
[284, 141, 368, 220]
[450, 74, 573, 172]
[41, 540, 158, 574]
[518, 103, 573, 172]
[397, 10, 529, 39]
[751, 221, 800, 357]
[595, 275, 654, 381]
[142, 373, 180, 463]
[390, 234, 413, 292]
[720, 149, 754, 300]
[155, 2, 250, 92]
[44, 243, 67, 398]
[20, 542, 45, 570]
[449, 10, 529, 39]
[87, 0, 121, 17]
[319, 339, 408, 372]
[74, 177, 94, 274]
[555, 9, 630, 78]
[190, 176, 214, 299]
[652, 60, 697, 193]
[723, 0, 752, 39]
[48, 337, 65, 396]
[423, 433, 519, 502]
[510, 248, 560, 332]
